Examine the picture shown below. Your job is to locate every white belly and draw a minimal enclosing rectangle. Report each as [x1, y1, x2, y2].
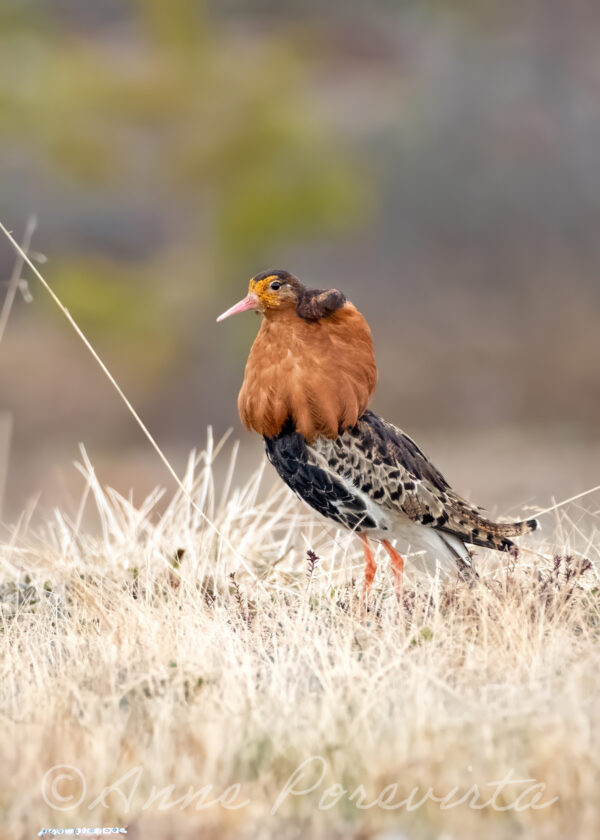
[365, 515, 464, 577]
[304, 447, 470, 578]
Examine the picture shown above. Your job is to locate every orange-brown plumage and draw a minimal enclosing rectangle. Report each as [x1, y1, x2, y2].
[238, 300, 376, 442]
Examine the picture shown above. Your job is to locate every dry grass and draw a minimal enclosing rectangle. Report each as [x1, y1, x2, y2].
[0, 435, 599, 840]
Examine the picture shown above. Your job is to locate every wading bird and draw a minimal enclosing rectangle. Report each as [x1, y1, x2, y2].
[217, 270, 538, 599]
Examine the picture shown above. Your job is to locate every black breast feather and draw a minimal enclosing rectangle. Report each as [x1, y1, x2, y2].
[264, 420, 377, 531]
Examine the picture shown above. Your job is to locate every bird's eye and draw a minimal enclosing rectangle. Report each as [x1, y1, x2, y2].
[270, 281, 282, 291]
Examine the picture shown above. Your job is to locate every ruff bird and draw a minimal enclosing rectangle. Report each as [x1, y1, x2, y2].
[217, 270, 538, 597]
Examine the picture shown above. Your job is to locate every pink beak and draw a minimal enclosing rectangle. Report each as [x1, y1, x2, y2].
[216, 293, 260, 322]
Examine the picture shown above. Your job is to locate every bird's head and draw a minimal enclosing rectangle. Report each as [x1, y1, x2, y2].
[216, 270, 298, 322]
[217, 269, 346, 323]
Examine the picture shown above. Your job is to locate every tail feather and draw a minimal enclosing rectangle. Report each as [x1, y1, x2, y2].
[442, 513, 539, 552]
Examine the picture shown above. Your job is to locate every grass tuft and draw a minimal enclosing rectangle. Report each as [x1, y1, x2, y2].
[0, 440, 599, 839]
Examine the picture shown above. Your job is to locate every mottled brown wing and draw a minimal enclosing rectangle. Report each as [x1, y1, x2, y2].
[324, 411, 538, 550]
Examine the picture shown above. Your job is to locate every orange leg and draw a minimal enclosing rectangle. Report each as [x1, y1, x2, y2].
[382, 539, 404, 596]
[359, 533, 377, 605]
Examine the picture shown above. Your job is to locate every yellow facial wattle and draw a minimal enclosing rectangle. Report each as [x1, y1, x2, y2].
[249, 275, 281, 309]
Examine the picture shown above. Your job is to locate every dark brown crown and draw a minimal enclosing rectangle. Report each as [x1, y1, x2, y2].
[252, 270, 346, 321]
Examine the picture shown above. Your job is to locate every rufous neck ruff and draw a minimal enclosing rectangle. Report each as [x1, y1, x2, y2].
[238, 302, 377, 442]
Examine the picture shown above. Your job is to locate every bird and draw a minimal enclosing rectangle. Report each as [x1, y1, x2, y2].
[217, 269, 538, 599]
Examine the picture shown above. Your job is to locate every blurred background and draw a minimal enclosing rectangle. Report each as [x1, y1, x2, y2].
[1, 0, 599, 521]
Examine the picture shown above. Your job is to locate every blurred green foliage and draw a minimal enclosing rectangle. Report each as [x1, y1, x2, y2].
[0, 0, 369, 375]
[50, 256, 177, 380]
